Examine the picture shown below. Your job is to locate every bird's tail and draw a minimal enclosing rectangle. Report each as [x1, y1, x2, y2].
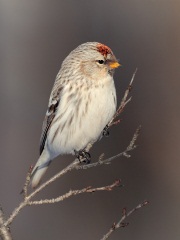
[31, 150, 51, 188]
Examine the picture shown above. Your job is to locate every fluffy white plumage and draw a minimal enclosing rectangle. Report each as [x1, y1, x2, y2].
[31, 42, 120, 188]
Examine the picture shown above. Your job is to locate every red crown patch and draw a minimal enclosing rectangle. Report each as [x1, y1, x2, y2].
[97, 43, 112, 56]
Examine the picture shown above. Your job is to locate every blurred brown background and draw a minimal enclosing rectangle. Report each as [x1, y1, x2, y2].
[0, 0, 180, 239]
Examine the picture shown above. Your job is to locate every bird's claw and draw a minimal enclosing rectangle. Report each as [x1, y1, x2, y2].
[103, 125, 110, 137]
[75, 150, 91, 164]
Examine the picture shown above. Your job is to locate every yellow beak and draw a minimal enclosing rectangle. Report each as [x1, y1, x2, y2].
[109, 61, 121, 69]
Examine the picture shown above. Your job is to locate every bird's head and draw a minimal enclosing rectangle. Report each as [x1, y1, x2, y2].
[62, 42, 120, 80]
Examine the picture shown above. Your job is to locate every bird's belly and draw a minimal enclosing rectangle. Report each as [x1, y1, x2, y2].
[47, 82, 116, 157]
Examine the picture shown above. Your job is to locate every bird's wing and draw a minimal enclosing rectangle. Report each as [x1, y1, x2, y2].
[39, 81, 64, 155]
[39, 99, 59, 155]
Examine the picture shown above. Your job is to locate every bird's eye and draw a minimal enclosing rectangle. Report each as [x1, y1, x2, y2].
[97, 60, 105, 64]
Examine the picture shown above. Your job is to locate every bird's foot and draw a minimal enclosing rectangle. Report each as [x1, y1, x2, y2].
[102, 125, 110, 137]
[75, 150, 91, 164]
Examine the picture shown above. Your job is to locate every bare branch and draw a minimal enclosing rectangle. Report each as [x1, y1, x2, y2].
[21, 165, 33, 198]
[108, 69, 137, 127]
[27, 160, 79, 200]
[4, 202, 27, 228]
[101, 200, 149, 240]
[28, 180, 122, 205]
[4, 160, 80, 227]
[4, 178, 122, 227]
[4, 125, 140, 226]
[127, 125, 141, 151]
[76, 125, 141, 170]
[0, 206, 12, 240]
[0, 70, 140, 240]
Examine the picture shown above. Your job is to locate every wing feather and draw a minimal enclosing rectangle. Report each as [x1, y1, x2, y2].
[39, 98, 59, 155]
[39, 69, 64, 155]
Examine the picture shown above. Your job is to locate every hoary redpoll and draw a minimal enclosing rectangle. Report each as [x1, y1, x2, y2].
[31, 42, 120, 188]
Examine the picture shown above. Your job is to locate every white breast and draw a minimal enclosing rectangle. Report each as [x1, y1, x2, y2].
[47, 76, 116, 158]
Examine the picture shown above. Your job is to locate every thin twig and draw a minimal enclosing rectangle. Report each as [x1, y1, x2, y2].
[101, 200, 149, 240]
[4, 159, 79, 227]
[1, 70, 139, 238]
[28, 180, 122, 205]
[21, 165, 33, 198]
[4, 125, 140, 226]
[108, 68, 137, 127]
[76, 125, 141, 170]
[0, 206, 12, 240]
[4, 123, 139, 227]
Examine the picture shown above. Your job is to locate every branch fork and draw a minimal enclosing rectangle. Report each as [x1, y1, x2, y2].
[0, 70, 145, 240]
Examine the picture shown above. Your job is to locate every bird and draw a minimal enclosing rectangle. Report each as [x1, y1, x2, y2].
[31, 42, 120, 188]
